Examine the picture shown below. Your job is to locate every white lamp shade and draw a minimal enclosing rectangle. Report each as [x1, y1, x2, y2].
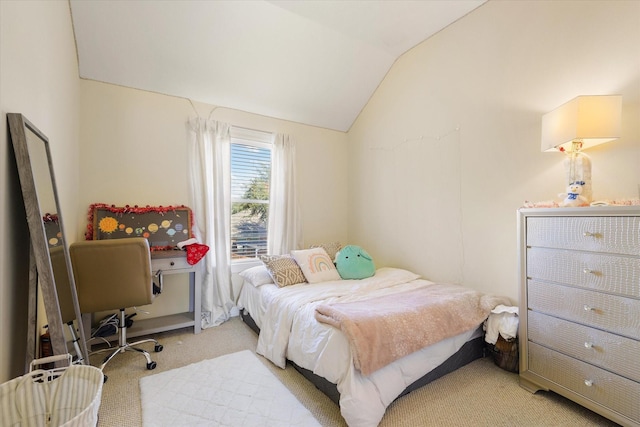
[541, 95, 622, 152]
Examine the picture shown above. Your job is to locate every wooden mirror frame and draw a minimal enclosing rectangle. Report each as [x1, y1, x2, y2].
[7, 113, 88, 368]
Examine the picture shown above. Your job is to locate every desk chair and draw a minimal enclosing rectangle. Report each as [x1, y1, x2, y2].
[70, 238, 163, 373]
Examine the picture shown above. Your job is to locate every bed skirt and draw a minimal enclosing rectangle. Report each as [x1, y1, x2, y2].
[240, 309, 486, 405]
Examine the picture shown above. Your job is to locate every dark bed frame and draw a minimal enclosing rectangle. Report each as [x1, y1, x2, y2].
[241, 310, 487, 405]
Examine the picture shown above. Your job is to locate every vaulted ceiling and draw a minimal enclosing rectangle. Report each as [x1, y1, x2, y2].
[70, 0, 485, 132]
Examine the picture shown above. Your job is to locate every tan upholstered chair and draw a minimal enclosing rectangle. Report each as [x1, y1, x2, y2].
[70, 238, 163, 373]
[50, 245, 87, 365]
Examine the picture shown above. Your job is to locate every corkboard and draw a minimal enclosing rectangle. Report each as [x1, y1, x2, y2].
[87, 204, 193, 250]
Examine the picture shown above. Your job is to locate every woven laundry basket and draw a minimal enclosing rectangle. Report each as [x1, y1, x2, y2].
[0, 355, 103, 427]
[488, 335, 519, 373]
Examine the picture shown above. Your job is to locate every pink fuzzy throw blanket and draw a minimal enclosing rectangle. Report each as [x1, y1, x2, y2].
[315, 283, 510, 376]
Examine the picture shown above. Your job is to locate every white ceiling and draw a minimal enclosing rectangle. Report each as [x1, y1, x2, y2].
[70, 0, 485, 132]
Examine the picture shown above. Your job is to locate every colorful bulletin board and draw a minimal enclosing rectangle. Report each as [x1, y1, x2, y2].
[85, 203, 193, 251]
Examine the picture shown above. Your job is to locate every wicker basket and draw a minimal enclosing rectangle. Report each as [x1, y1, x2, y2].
[488, 335, 519, 373]
[0, 355, 103, 427]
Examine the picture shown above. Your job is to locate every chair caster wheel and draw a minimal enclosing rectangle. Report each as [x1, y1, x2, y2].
[147, 361, 157, 370]
[155, 344, 163, 352]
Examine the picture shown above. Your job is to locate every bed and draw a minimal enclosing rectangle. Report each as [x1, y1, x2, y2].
[237, 264, 510, 427]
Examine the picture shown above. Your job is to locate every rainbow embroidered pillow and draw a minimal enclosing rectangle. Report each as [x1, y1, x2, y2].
[291, 247, 341, 283]
[309, 241, 342, 262]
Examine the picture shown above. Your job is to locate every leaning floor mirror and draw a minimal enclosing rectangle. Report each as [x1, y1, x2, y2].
[8, 113, 88, 369]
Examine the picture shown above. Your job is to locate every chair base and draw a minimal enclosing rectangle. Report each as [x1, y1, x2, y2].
[66, 321, 86, 365]
[89, 309, 163, 371]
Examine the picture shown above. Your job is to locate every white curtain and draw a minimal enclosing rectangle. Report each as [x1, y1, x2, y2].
[267, 133, 302, 255]
[187, 118, 234, 328]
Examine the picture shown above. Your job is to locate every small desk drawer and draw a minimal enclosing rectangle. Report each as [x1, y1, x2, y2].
[527, 216, 640, 255]
[528, 311, 640, 382]
[528, 280, 640, 340]
[151, 252, 191, 272]
[528, 342, 640, 424]
[527, 247, 640, 298]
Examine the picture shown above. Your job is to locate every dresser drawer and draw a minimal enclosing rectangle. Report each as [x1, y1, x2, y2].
[528, 280, 640, 340]
[527, 247, 640, 298]
[528, 311, 640, 382]
[528, 342, 640, 424]
[527, 216, 640, 256]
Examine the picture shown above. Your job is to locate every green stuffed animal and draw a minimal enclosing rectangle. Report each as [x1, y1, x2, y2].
[335, 245, 375, 279]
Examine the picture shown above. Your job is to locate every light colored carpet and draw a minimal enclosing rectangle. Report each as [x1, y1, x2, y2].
[95, 317, 618, 426]
[139, 350, 320, 426]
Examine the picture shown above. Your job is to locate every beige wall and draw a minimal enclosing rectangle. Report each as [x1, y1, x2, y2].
[348, 0, 640, 302]
[0, 0, 81, 382]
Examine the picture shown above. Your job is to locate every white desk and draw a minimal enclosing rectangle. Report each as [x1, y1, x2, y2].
[126, 251, 201, 338]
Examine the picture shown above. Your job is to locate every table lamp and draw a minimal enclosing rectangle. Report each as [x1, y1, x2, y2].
[541, 95, 622, 205]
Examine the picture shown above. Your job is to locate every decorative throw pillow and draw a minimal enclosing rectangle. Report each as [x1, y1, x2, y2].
[310, 241, 342, 262]
[291, 247, 341, 283]
[239, 265, 274, 287]
[259, 255, 307, 287]
[335, 245, 376, 279]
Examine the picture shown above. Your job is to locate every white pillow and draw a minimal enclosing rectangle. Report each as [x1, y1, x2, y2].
[239, 265, 274, 287]
[291, 247, 341, 283]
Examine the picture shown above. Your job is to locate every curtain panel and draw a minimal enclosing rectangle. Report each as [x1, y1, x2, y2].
[187, 118, 234, 328]
[267, 134, 302, 255]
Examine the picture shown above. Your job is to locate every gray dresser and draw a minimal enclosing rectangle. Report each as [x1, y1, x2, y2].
[518, 207, 640, 427]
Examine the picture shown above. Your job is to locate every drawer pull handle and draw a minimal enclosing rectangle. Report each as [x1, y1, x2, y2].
[584, 379, 594, 387]
[583, 305, 595, 312]
[584, 342, 594, 349]
[170, 261, 175, 266]
[582, 268, 593, 274]
[583, 231, 594, 237]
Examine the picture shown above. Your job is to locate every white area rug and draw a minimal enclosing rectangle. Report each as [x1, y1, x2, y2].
[139, 350, 321, 426]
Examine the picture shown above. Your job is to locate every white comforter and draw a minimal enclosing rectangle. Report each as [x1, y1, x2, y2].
[243, 268, 480, 427]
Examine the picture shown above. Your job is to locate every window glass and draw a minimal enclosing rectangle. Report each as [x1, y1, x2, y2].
[230, 135, 271, 261]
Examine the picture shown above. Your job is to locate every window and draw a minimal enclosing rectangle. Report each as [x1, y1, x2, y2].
[230, 128, 273, 261]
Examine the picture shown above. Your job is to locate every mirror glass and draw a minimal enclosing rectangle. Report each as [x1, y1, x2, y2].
[8, 113, 88, 367]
